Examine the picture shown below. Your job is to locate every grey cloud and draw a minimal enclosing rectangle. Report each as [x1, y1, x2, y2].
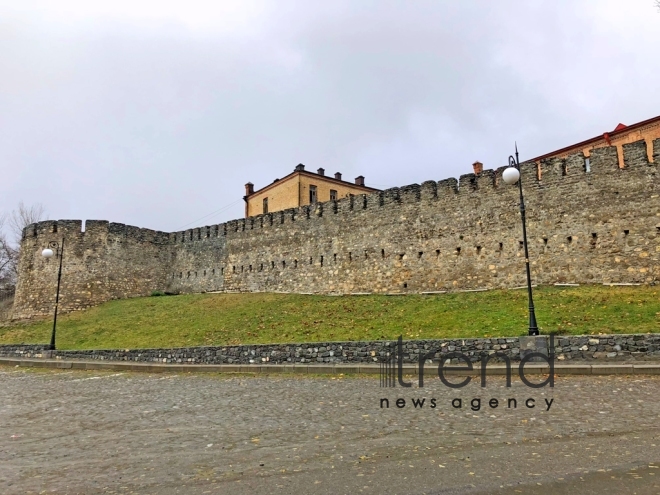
[1, 0, 658, 233]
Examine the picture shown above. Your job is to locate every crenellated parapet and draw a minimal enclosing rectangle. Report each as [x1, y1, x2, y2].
[13, 220, 174, 319]
[12, 140, 660, 320]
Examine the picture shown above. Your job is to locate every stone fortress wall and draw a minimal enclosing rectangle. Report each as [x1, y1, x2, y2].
[11, 139, 660, 320]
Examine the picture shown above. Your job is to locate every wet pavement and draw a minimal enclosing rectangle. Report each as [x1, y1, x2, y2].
[1, 368, 660, 494]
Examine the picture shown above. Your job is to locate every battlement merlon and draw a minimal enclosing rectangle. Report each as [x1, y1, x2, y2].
[22, 219, 171, 245]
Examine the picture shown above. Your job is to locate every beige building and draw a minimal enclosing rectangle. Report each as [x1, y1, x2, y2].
[244, 164, 380, 217]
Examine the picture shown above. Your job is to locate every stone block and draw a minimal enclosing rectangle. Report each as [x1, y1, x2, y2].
[553, 365, 592, 375]
[591, 365, 634, 375]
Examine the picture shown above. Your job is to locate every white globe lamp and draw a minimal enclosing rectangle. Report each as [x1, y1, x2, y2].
[502, 167, 520, 185]
[42, 248, 54, 258]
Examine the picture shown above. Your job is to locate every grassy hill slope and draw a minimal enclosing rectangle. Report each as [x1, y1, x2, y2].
[0, 285, 658, 350]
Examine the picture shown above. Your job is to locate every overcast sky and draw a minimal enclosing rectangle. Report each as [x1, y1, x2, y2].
[1, 0, 659, 235]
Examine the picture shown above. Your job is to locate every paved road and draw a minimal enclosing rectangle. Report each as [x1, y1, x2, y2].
[1, 368, 660, 494]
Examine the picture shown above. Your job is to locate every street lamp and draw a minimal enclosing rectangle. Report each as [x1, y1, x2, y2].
[41, 240, 64, 350]
[502, 145, 539, 336]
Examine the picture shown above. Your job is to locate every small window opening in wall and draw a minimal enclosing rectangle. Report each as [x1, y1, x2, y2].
[320, 255, 324, 267]
[187, 271, 191, 278]
[263, 197, 268, 214]
[623, 230, 629, 236]
[249, 265, 252, 272]
[281, 260, 285, 268]
[310, 257, 313, 265]
[584, 157, 591, 173]
[212, 268, 215, 275]
[333, 253, 337, 262]
[195, 271, 198, 277]
[271, 261, 275, 269]
[221, 267, 224, 275]
[459, 234, 464, 240]
[543, 238, 548, 245]
[591, 233, 597, 248]
[203, 270, 206, 276]
[398, 253, 404, 261]
[435, 249, 440, 257]
[455, 247, 461, 255]
[403, 283, 408, 289]
[241, 266, 244, 273]
[309, 185, 317, 203]
[232, 266, 236, 273]
[198, 231, 201, 240]
[52, 224, 57, 233]
[418, 251, 423, 259]
[206, 228, 210, 238]
[381, 249, 385, 258]
[498, 242, 503, 251]
[348, 252, 352, 261]
[476, 246, 482, 255]
[330, 189, 337, 201]
[259, 263, 263, 271]
[364, 250, 369, 259]
[294, 259, 298, 268]
[519, 240, 524, 249]
[567, 236, 572, 244]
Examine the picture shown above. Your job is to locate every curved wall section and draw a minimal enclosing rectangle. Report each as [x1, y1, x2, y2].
[12, 220, 173, 319]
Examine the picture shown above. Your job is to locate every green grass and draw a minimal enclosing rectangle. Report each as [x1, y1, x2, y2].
[0, 285, 658, 350]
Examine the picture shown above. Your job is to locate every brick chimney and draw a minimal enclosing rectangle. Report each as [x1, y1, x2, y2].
[295, 163, 305, 171]
[317, 167, 325, 176]
[334, 172, 342, 180]
[472, 161, 483, 175]
[355, 175, 365, 186]
[245, 182, 254, 195]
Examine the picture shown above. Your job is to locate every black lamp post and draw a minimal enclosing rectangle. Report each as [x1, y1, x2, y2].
[41, 240, 64, 350]
[502, 145, 539, 336]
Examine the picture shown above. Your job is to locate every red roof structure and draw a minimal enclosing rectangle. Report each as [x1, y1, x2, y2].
[529, 114, 660, 163]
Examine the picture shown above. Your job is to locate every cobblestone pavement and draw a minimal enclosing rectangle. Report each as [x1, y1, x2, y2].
[1, 369, 660, 494]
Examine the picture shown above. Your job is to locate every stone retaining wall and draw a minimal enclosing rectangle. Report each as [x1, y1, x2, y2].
[2, 334, 659, 364]
[0, 344, 51, 358]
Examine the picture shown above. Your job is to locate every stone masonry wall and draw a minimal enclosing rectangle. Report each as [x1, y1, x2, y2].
[2, 334, 659, 363]
[12, 139, 660, 319]
[12, 221, 172, 319]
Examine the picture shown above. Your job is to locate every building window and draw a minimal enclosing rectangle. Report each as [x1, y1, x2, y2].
[309, 185, 317, 203]
[330, 189, 337, 201]
[263, 197, 268, 214]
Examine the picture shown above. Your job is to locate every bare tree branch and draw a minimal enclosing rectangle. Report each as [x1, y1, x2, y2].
[0, 215, 16, 289]
[8, 201, 46, 244]
[1, 203, 47, 290]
